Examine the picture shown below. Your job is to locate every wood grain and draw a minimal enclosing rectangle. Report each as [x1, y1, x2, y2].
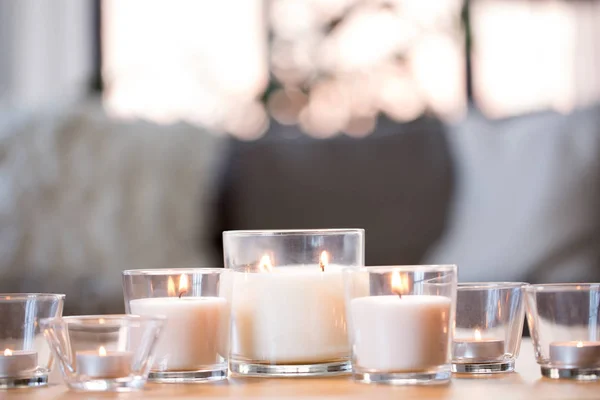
[4, 339, 600, 400]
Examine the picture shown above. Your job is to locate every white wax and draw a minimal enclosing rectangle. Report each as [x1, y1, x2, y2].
[130, 297, 228, 370]
[549, 341, 600, 367]
[76, 350, 133, 379]
[452, 338, 505, 361]
[350, 295, 451, 371]
[230, 265, 350, 363]
[0, 350, 37, 378]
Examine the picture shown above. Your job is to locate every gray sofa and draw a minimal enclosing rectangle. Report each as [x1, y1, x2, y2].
[1, 102, 599, 314]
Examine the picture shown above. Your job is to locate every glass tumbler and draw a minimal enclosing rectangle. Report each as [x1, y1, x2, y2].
[0, 293, 64, 389]
[344, 265, 457, 385]
[223, 229, 364, 377]
[452, 282, 527, 374]
[42, 315, 164, 391]
[123, 268, 230, 383]
[526, 284, 600, 380]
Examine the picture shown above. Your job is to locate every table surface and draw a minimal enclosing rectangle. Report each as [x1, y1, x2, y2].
[4, 339, 600, 400]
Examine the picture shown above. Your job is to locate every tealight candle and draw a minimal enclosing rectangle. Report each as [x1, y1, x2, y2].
[0, 349, 37, 378]
[453, 330, 505, 361]
[549, 341, 600, 367]
[76, 346, 133, 379]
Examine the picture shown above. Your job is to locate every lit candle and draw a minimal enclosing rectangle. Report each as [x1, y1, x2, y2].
[230, 252, 352, 363]
[129, 274, 228, 370]
[452, 329, 505, 361]
[350, 272, 451, 371]
[76, 346, 133, 379]
[0, 349, 37, 378]
[549, 341, 600, 367]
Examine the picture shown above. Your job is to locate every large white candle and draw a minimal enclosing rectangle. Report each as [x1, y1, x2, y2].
[130, 295, 228, 370]
[350, 295, 451, 371]
[230, 263, 350, 363]
[0, 349, 37, 378]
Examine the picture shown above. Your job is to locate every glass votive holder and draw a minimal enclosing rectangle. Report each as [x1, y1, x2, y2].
[525, 283, 600, 380]
[223, 229, 364, 377]
[452, 282, 527, 374]
[41, 315, 164, 392]
[122, 268, 230, 383]
[0, 293, 64, 389]
[344, 265, 457, 385]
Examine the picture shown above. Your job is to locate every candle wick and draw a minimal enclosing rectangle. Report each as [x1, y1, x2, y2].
[178, 290, 187, 299]
[320, 262, 325, 272]
[393, 289, 402, 299]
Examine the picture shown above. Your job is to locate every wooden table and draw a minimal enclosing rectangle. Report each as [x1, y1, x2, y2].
[4, 339, 600, 400]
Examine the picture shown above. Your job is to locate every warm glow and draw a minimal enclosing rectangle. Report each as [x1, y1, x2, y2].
[391, 272, 409, 295]
[258, 255, 273, 272]
[99, 318, 105, 324]
[474, 329, 482, 341]
[99, 346, 107, 357]
[167, 276, 176, 297]
[179, 274, 189, 295]
[319, 251, 329, 272]
[577, 341, 584, 348]
[4, 349, 12, 356]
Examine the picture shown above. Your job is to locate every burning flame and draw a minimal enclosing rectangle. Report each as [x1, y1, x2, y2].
[577, 341, 584, 348]
[99, 346, 107, 357]
[4, 349, 12, 356]
[319, 251, 329, 272]
[258, 255, 273, 272]
[474, 329, 482, 341]
[167, 276, 176, 296]
[179, 274, 189, 297]
[391, 272, 409, 297]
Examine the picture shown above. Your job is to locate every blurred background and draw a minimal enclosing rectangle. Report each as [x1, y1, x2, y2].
[1, 0, 600, 314]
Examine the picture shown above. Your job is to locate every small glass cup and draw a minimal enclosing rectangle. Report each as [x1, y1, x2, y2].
[344, 265, 457, 385]
[525, 283, 600, 380]
[41, 315, 164, 392]
[223, 229, 364, 377]
[452, 282, 527, 374]
[122, 268, 230, 383]
[0, 293, 64, 389]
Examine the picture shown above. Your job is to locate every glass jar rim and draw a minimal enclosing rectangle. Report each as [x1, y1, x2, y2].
[223, 228, 364, 237]
[123, 267, 226, 276]
[41, 314, 166, 326]
[350, 265, 457, 273]
[458, 282, 529, 290]
[525, 283, 600, 292]
[0, 293, 65, 301]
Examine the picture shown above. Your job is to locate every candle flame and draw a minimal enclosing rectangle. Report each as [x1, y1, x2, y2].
[178, 274, 189, 298]
[391, 272, 409, 297]
[577, 341, 584, 348]
[474, 329, 482, 341]
[99, 346, 107, 357]
[319, 251, 329, 272]
[167, 276, 176, 296]
[4, 349, 12, 356]
[258, 255, 273, 272]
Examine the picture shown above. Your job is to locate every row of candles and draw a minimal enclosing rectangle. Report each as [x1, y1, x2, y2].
[1, 229, 600, 391]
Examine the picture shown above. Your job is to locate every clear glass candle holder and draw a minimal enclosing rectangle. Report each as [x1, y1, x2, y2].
[344, 265, 457, 385]
[0, 293, 64, 389]
[123, 268, 230, 383]
[41, 315, 165, 392]
[223, 229, 364, 377]
[452, 282, 527, 374]
[525, 284, 600, 380]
